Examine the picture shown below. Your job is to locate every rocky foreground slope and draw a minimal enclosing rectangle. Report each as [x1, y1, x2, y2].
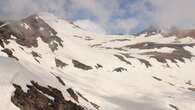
[0, 13, 195, 110]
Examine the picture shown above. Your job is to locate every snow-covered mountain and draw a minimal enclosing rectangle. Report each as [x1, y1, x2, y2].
[0, 13, 195, 110]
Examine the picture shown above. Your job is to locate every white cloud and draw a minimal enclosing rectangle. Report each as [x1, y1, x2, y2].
[130, 0, 195, 29]
[0, 0, 66, 20]
[70, 0, 121, 26]
[0, 0, 123, 34]
[1, 0, 195, 34]
[74, 19, 106, 34]
[150, 0, 195, 29]
[113, 18, 139, 34]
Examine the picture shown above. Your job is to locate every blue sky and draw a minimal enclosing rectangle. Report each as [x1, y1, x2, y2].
[63, 0, 154, 34]
[0, 0, 195, 34]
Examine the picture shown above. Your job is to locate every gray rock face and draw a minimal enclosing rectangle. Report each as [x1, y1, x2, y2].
[113, 67, 127, 72]
[72, 60, 93, 70]
[138, 25, 195, 39]
[12, 81, 85, 110]
[114, 54, 132, 65]
[0, 15, 63, 52]
[124, 42, 195, 66]
[1, 48, 18, 60]
[55, 58, 68, 68]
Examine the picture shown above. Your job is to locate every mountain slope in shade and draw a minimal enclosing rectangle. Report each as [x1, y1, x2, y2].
[0, 13, 195, 110]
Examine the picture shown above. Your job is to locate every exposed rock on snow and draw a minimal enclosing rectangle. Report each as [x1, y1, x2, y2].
[1, 48, 18, 60]
[0, 13, 195, 110]
[0, 15, 63, 51]
[72, 60, 93, 70]
[12, 81, 84, 110]
[55, 58, 68, 68]
[113, 67, 127, 72]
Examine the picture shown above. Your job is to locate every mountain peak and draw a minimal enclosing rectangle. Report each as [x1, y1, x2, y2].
[164, 27, 195, 39]
[0, 14, 195, 110]
[138, 25, 195, 39]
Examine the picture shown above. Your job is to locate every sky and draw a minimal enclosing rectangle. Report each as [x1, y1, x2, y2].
[0, 0, 195, 34]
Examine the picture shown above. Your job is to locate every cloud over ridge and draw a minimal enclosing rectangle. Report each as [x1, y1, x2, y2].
[0, 0, 195, 34]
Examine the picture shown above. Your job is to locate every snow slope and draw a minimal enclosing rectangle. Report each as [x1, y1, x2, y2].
[0, 13, 195, 110]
